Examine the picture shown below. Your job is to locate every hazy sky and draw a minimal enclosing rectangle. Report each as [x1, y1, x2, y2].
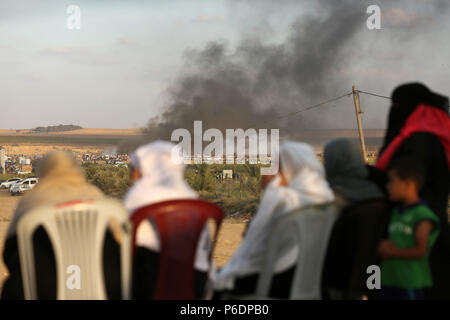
[0, 0, 449, 129]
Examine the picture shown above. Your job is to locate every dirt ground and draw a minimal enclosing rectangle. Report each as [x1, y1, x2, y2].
[212, 221, 246, 267]
[0, 190, 19, 290]
[0, 189, 245, 292]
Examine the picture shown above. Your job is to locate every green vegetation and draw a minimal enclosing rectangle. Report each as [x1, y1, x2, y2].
[82, 163, 132, 198]
[32, 124, 83, 133]
[0, 173, 35, 181]
[4, 156, 384, 219]
[185, 164, 263, 218]
[80, 163, 264, 218]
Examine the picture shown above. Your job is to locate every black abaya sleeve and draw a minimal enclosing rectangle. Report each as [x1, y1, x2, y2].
[1, 228, 57, 300]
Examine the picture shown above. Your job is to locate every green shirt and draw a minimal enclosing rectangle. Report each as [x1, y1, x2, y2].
[381, 202, 439, 289]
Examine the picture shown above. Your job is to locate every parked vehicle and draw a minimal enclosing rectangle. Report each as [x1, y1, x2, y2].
[0, 178, 22, 189]
[10, 178, 38, 195]
[113, 162, 128, 168]
[8, 179, 24, 190]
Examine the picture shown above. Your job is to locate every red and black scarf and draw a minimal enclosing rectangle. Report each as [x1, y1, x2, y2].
[376, 104, 450, 170]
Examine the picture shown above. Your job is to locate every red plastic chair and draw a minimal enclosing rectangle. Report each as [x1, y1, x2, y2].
[131, 199, 223, 300]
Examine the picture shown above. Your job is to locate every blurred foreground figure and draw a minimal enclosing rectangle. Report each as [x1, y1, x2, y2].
[322, 138, 390, 299]
[124, 141, 214, 299]
[324, 138, 383, 207]
[1, 151, 122, 299]
[214, 141, 334, 298]
[378, 158, 439, 300]
[369, 83, 450, 299]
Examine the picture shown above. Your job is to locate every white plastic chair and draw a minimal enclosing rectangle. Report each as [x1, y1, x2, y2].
[16, 197, 132, 300]
[258, 202, 338, 299]
[225, 202, 338, 300]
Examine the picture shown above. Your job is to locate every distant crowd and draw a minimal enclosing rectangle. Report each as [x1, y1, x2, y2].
[1, 82, 449, 300]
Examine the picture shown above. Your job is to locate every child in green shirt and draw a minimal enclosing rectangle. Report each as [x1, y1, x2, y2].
[378, 157, 440, 300]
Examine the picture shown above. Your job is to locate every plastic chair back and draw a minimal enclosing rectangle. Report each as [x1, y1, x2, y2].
[131, 199, 223, 300]
[16, 198, 132, 300]
[255, 202, 338, 299]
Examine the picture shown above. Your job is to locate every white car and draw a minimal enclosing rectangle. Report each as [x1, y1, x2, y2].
[10, 178, 38, 195]
[0, 178, 22, 189]
[113, 162, 128, 168]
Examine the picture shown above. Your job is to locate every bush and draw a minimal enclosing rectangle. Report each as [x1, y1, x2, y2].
[82, 164, 131, 198]
[32, 124, 82, 133]
[185, 164, 263, 217]
[80, 163, 264, 218]
[0, 173, 34, 181]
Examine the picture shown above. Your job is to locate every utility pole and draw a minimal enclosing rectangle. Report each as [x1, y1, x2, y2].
[233, 152, 237, 180]
[0, 147, 5, 174]
[352, 85, 368, 162]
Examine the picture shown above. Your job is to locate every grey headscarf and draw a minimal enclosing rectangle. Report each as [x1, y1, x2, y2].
[324, 138, 383, 203]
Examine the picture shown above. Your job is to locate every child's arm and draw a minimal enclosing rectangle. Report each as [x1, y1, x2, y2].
[378, 220, 433, 259]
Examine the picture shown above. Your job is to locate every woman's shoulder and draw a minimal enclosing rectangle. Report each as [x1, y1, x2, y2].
[274, 187, 302, 211]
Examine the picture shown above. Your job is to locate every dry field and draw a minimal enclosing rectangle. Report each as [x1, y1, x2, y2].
[49, 128, 143, 136]
[0, 144, 104, 156]
[0, 128, 385, 157]
[0, 128, 146, 156]
[0, 189, 245, 292]
[0, 128, 143, 136]
[0, 128, 382, 137]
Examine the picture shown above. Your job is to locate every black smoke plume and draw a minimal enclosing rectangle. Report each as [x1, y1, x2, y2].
[124, 0, 447, 154]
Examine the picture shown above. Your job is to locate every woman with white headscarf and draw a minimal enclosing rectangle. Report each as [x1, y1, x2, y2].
[214, 141, 335, 298]
[124, 141, 214, 299]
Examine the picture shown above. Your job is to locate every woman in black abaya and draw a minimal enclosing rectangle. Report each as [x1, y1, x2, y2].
[369, 82, 450, 299]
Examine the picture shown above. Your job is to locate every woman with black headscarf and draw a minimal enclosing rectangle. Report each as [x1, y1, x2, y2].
[369, 82, 450, 299]
[324, 138, 383, 207]
[322, 138, 389, 299]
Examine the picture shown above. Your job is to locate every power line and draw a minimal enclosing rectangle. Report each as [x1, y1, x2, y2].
[274, 89, 389, 121]
[248, 89, 389, 129]
[356, 89, 391, 100]
[274, 92, 353, 120]
[247, 92, 353, 130]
